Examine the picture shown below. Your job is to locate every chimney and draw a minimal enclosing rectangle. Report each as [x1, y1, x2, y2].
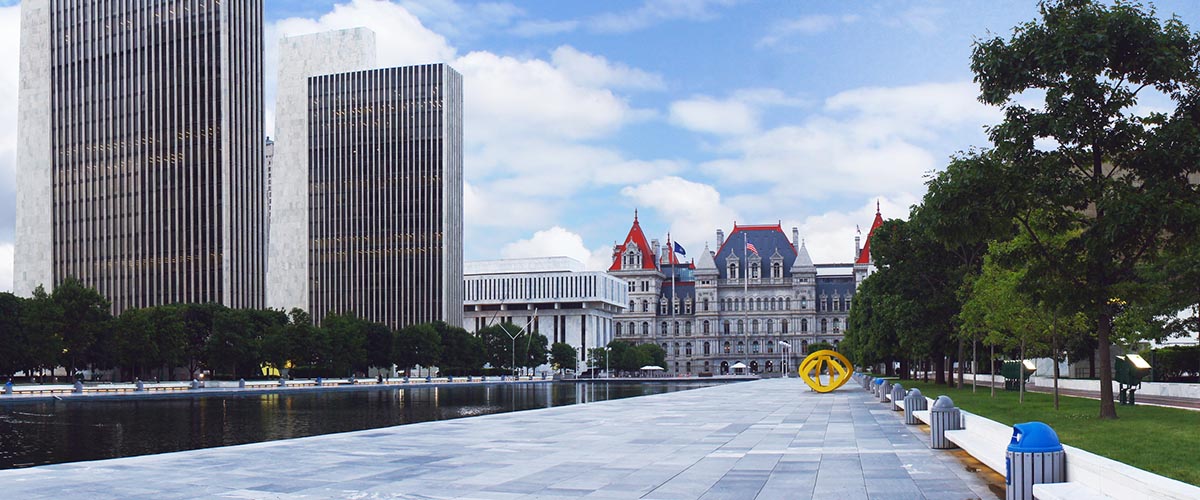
[651, 239, 659, 258]
[792, 227, 800, 248]
[855, 235, 861, 260]
[716, 229, 725, 248]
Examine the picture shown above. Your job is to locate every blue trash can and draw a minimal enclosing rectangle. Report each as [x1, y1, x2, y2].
[1006, 422, 1065, 500]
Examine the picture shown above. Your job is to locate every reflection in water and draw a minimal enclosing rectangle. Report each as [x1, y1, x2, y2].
[0, 381, 724, 469]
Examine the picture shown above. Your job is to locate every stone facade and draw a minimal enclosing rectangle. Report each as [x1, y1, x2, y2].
[609, 211, 881, 376]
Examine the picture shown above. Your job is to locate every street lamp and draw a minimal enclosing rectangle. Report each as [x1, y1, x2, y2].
[779, 341, 791, 379]
[603, 347, 611, 379]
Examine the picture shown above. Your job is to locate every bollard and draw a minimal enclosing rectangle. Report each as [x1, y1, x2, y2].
[1006, 422, 1066, 500]
[73, 380, 84, 394]
[279, 378, 287, 387]
[316, 377, 323, 387]
[879, 380, 892, 403]
[349, 376, 356, 385]
[403, 376, 410, 384]
[929, 395, 963, 449]
[238, 378, 246, 389]
[135, 379, 145, 392]
[447, 375, 454, 383]
[873, 378, 884, 396]
[890, 383, 905, 411]
[501, 375, 507, 382]
[3, 379, 12, 395]
[904, 388, 927, 425]
[190, 379, 200, 390]
[425, 375, 432, 383]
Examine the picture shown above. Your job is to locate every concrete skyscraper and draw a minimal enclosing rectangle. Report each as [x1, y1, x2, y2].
[15, 0, 266, 313]
[269, 29, 464, 330]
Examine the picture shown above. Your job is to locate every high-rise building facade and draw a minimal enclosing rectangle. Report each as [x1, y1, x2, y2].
[306, 64, 464, 329]
[269, 29, 464, 330]
[15, 0, 266, 312]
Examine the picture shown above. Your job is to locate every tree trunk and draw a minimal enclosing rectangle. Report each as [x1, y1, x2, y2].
[1089, 354, 1096, 379]
[972, 340, 978, 394]
[1053, 333, 1061, 411]
[1019, 339, 1025, 404]
[899, 358, 910, 380]
[1097, 312, 1118, 419]
[957, 339, 965, 389]
[934, 356, 946, 385]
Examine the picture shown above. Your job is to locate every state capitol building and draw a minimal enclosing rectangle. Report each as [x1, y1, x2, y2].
[608, 208, 882, 376]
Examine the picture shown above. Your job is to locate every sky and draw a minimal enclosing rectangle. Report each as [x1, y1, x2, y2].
[3, 0, 1200, 291]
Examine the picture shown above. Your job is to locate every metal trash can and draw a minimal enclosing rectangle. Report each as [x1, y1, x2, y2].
[890, 383, 905, 411]
[873, 378, 883, 396]
[1006, 422, 1065, 500]
[879, 380, 892, 403]
[929, 395, 962, 449]
[904, 389, 927, 424]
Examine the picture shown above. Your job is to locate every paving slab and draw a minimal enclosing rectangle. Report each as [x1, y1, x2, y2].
[0, 378, 999, 499]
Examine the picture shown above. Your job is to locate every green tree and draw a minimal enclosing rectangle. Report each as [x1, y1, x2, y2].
[520, 332, 550, 375]
[0, 293, 29, 378]
[438, 323, 486, 375]
[21, 286, 63, 378]
[364, 322, 394, 372]
[322, 312, 369, 376]
[115, 308, 159, 381]
[394, 323, 441, 377]
[971, 0, 1200, 418]
[550, 342, 578, 375]
[205, 308, 261, 379]
[634, 343, 666, 370]
[52, 277, 113, 375]
[478, 322, 523, 373]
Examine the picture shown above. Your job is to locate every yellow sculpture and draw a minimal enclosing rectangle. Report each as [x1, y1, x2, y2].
[798, 349, 852, 393]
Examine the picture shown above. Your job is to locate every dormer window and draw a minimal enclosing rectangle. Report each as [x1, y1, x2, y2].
[772, 262, 782, 278]
[728, 262, 738, 279]
[623, 242, 641, 270]
[750, 263, 760, 279]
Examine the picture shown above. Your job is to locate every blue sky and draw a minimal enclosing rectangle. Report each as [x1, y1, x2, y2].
[3, 0, 1200, 289]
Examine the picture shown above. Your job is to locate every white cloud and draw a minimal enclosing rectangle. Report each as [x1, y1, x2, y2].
[0, 5, 18, 244]
[501, 227, 613, 271]
[620, 177, 740, 251]
[792, 197, 915, 265]
[396, 0, 523, 40]
[510, 19, 579, 37]
[550, 46, 665, 91]
[588, 0, 739, 33]
[669, 96, 759, 136]
[696, 81, 999, 203]
[0, 243, 11, 292]
[757, 14, 860, 48]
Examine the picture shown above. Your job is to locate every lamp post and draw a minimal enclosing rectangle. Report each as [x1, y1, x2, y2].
[779, 341, 791, 379]
[604, 346, 611, 379]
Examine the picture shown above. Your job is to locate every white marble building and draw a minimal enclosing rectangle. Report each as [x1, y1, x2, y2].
[463, 257, 628, 371]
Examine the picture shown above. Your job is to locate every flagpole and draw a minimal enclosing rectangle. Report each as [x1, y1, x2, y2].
[670, 233, 676, 372]
[743, 231, 749, 370]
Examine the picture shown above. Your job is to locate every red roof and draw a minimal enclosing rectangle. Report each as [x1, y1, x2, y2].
[856, 205, 884, 264]
[609, 213, 658, 271]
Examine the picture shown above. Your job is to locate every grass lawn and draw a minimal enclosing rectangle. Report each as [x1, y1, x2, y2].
[894, 379, 1200, 486]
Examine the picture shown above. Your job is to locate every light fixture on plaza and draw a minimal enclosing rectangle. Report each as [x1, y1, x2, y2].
[779, 341, 791, 378]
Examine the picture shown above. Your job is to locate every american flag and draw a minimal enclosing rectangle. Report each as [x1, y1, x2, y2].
[746, 242, 759, 255]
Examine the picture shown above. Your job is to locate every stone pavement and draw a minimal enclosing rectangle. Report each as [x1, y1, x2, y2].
[0, 378, 999, 499]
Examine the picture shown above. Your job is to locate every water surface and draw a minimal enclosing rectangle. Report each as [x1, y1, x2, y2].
[0, 381, 725, 469]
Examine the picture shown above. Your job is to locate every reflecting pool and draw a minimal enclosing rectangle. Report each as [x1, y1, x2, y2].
[0, 381, 726, 469]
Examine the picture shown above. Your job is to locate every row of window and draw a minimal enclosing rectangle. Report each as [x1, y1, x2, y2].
[631, 339, 838, 358]
[614, 317, 844, 337]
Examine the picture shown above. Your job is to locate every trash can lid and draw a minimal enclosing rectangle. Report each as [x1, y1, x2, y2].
[874, 378, 884, 385]
[892, 383, 904, 391]
[1007, 422, 1063, 453]
[906, 388, 922, 397]
[931, 395, 955, 410]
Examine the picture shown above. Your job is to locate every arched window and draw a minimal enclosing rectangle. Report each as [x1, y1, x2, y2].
[685, 321, 692, 335]
[752, 319, 760, 333]
[641, 300, 648, 312]
[782, 319, 789, 334]
[629, 300, 634, 311]
[767, 319, 774, 334]
[702, 298, 710, 311]
[673, 342, 680, 356]
[704, 342, 711, 355]
[785, 297, 791, 310]
[750, 263, 760, 279]
[800, 296, 807, 309]
[628, 322, 635, 336]
[684, 298, 692, 314]
[703, 320, 710, 334]
[801, 318, 808, 332]
[660, 299, 668, 315]
[772, 262, 782, 278]
[723, 320, 731, 334]
[821, 318, 828, 333]
[802, 339, 809, 354]
[661, 322, 668, 335]
[673, 321, 680, 336]
[737, 341, 745, 354]
[832, 318, 841, 333]
[728, 262, 738, 279]
[751, 341, 760, 354]
[737, 320, 744, 334]
[723, 341, 731, 354]
[685, 342, 693, 357]
[642, 322, 649, 336]
[615, 323, 623, 337]
[766, 341, 774, 354]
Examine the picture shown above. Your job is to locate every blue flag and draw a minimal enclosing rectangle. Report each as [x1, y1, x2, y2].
[673, 241, 686, 256]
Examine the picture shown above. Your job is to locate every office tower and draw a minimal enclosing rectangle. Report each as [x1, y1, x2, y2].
[270, 29, 464, 329]
[15, 0, 266, 312]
